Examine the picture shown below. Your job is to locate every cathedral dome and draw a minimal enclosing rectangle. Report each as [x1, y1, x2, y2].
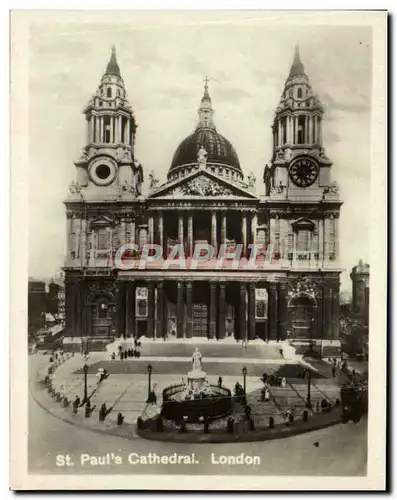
[170, 127, 241, 172]
[168, 80, 242, 181]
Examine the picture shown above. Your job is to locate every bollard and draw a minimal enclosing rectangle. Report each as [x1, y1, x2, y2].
[269, 416, 274, 428]
[303, 410, 309, 422]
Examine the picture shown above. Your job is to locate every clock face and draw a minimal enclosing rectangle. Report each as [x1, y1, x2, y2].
[289, 157, 319, 187]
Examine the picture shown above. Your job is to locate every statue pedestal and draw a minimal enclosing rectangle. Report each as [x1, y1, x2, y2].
[187, 369, 207, 392]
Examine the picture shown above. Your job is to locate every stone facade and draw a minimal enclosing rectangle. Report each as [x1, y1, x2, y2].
[63, 46, 343, 347]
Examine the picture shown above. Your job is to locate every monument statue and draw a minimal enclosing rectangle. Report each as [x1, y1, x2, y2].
[192, 348, 203, 371]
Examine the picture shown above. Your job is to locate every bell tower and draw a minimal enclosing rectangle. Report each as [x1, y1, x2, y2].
[264, 45, 335, 200]
[70, 46, 143, 201]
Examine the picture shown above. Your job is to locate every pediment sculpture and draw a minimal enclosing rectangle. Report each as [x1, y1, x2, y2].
[179, 176, 233, 196]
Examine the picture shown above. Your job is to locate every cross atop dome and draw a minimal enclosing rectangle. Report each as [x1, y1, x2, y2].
[198, 78, 215, 129]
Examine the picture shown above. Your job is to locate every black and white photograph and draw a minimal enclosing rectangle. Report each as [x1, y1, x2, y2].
[10, 10, 386, 491]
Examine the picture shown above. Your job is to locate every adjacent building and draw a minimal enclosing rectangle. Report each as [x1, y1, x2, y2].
[63, 46, 343, 349]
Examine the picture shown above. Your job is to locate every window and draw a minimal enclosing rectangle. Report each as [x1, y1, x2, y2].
[297, 87, 303, 98]
[136, 287, 148, 317]
[104, 116, 111, 143]
[297, 115, 306, 144]
[255, 288, 268, 319]
[116, 89, 121, 97]
[97, 228, 108, 250]
[297, 229, 310, 253]
[107, 88, 112, 98]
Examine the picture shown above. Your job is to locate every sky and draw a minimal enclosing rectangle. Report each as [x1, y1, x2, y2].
[28, 14, 372, 292]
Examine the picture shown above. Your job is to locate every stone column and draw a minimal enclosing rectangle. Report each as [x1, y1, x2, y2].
[80, 219, 87, 266]
[66, 214, 72, 260]
[99, 116, 104, 143]
[148, 215, 154, 246]
[251, 212, 257, 246]
[147, 282, 155, 338]
[239, 283, 247, 343]
[288, 115, 293, 144]
[178, 213, 184, 246]
[211, 211, 217, 252]
[130, 219, 136, 245]
[333, 287, 340, 339]
[221, 212, 227, 245]
[269, 284, 278, 340]
[156, 282, 164, 339]
[120, 219, 126, 246]
[117, 116, 122, 143]
[209, 282, 217, 339]
[187, 214, 193, 257]
[277, 119, 282, 146]
[126, 119, 131, 146]
[125, 281, 134, 337]
[177, 282, 184, 338]
[158, 212, 164, 255]
[248, 283, 256, 340]
[186, 281, 193, 339]
[278, 283, 288, 340]
[218, 283, 226, 339]
[241, 212, 247, 257]
[116, 282, 126, 337]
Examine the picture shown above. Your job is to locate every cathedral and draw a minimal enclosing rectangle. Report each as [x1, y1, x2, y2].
[63, 46, 343, 349]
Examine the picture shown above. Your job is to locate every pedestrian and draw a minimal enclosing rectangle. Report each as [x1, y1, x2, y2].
[279, 348, 284, 358]
[281, 377, 287, 388]
[136, 349, 141, 359]
[218, 376, 223, 388]
[99, 403, 107, 421]
[332, 365, 336, 378]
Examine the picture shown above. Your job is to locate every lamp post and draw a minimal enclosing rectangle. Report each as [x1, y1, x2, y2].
[306, 369, 312, 409]
[83, 363, 88, 404]
[242, 366, 247, 397]
[147, 364, 153, 401]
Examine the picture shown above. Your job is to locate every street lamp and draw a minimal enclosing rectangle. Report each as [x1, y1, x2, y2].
[306, 369, 312, 409]
[83, 364, 88, 404]
[242, 366, 247, 397]
[147, 364, 153, 401]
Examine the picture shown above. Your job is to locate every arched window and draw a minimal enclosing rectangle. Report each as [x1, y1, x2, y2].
[107, 88, 112, 98]
[297, 87, 303, 99]
[116, 89, 121, 97]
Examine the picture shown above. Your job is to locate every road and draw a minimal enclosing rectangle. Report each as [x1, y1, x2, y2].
[29, 391, 367, 476]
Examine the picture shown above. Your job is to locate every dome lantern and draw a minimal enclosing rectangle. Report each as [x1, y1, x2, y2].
[168, 79, 243, 182]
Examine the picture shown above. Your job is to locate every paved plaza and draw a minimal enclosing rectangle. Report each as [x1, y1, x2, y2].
[43, 340, 344, 429]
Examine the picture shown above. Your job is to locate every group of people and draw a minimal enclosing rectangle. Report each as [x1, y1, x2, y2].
[111, 348, 141, 360]
[261, 372, 287, 388]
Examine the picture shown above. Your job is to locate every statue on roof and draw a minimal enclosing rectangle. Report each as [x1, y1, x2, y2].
[197, 145, 208, 167]
[149, 170, 159, 188]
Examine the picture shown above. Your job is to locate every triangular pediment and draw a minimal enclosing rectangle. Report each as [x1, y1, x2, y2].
[291, 217, 315, 230]
[148, 169, 258, 199]
[90, 215, 114, 228]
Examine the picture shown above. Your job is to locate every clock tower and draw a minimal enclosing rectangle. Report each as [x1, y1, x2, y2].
[263, 45, 343, 342]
